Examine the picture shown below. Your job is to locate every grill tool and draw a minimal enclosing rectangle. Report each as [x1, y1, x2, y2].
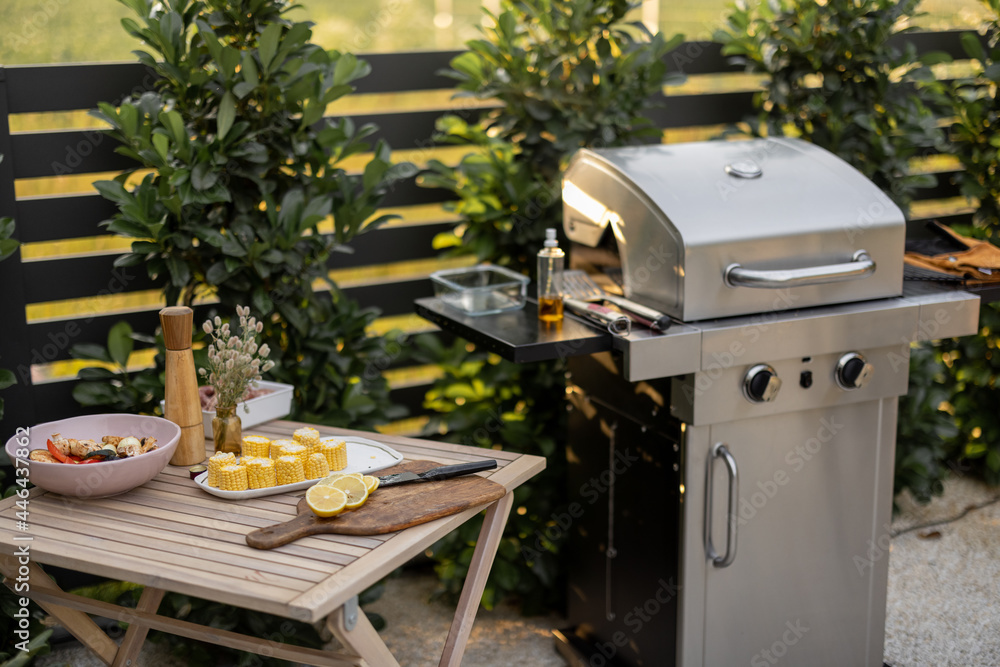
[563, 270, 673, 331]
[377, 459, 497, 488]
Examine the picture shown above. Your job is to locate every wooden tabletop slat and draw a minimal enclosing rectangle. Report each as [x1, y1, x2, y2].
[0, 421, 546, 621]
[0, 518, 306, 607]
[0, 515, 312, 593]
[25, 503, 334, 582]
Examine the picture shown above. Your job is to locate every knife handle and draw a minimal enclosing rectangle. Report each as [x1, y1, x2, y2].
[421, 460, 497, 482]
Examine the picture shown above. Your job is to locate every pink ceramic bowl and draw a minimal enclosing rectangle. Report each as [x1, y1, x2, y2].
[5, 414, 181, 499]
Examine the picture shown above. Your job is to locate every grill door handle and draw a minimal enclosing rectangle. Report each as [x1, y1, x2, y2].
[724, 250, 875, 289]
[705, 443, 739, 568]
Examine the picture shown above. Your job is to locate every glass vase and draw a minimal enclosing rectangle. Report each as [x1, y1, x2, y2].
[212, 405, 242, 455]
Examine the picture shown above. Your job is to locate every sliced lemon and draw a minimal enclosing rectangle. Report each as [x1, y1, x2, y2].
[315, 472, 347, 487]
[363, 475, 379, 493]
[346, 472, 364, 480]
[306, 485, 348, 518]
[332, 476, 369, 510]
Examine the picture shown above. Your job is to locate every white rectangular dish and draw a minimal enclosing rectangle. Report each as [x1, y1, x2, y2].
[163, 381, 294, 438]
[193, 435, 403, 500]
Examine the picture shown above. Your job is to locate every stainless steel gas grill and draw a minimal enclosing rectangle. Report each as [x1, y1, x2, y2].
[414, 138, 981, 667]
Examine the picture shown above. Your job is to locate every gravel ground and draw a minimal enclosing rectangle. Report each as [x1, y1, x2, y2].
[32, 476, 1000, 667]
[884, 475, 1000, 667]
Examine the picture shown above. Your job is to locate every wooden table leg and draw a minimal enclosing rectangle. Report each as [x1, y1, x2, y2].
[327, 595, 399, 667]
[0, 555, 119, 666]
[111, 585, 166, 667]
[438, 491, 514, 667]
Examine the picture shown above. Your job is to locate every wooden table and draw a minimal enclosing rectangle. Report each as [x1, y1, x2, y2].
[0, 421, 545, 667]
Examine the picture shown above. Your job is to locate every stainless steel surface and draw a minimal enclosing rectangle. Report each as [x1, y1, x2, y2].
[835, 352, 874, 390]
[724, 249, 876, 289]
[678, 401, 897, 667]
[562, 138, 905, 321]
[901, 284, 981, 340]
[600, 293, 672, 330]
[562, 270, 605, 301]
[555, 137, 984, 666]
[742, 363, 782, 403]
[613, 321, 702, 380]
[704, 443, 738, 568]
[563, 270, 673, 330]
[564, 297, 631, 335]
[672, 344, 909, 426]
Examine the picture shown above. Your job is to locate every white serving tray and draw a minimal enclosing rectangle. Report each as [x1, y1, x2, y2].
[193, 436, 403, 500]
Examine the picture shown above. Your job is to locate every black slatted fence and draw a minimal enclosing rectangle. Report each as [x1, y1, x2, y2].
[0, 32, 981, 430]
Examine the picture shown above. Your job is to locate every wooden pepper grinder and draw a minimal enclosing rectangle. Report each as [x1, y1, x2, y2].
[160, 306, 206, 466]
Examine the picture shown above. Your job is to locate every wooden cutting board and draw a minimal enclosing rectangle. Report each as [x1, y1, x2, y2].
[245, 460, 506, 548]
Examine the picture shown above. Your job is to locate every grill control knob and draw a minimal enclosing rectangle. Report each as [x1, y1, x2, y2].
[835, 352, 874, 390]
[743, 364, 781, 403]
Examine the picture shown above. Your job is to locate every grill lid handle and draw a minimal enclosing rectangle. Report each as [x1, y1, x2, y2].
[724, 250, 875, 289]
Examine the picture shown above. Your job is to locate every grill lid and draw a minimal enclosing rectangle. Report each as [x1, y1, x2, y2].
[562, 138, 905, 321]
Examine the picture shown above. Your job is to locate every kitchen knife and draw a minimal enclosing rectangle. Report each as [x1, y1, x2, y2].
[377, 460, 497, 488]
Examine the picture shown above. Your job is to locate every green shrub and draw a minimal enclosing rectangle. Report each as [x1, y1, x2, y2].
[418, 0, 682, 611]
[715, 0, 945, 212]
[84, 0, 409, 428]
[901, 0, 1000, 489]
[931, 0, 1000, 237]
[428, 0, 682, 270]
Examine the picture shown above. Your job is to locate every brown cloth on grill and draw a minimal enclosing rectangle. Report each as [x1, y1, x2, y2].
[904, 222, 1000, 282]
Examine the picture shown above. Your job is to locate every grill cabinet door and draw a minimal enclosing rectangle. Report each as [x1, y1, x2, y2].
[694, 401, 894, 667]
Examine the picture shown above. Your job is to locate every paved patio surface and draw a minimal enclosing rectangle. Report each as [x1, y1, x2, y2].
[32, 475, 1000, 667]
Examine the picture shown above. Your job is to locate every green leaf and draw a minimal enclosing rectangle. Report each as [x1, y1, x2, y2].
[152, 133, 170, 162]
[0, 368, 15, 390]
[71, 343, 112, 363]
[165, 254, 192, 288]
[217, 91, 235, 141]
[107, 320, 134, 368]
[0, 238, 19, 262]
[159, 110, 186, 145]
[258, 22, 282, 72]
[961, 31, 986, 62]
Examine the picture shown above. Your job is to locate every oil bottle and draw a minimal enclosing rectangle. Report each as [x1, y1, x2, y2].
[537, 228, 565, 322]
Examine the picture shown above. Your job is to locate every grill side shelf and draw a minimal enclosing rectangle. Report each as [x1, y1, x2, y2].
[414, 296, 613, 363]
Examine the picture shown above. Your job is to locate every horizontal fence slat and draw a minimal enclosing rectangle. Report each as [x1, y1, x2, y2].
[909, 170, 962, 202]
[22, 254, 157, 303]
[25, 381, 85, 424]
[390, 383, 431, 418]
[352, 51, 462, 94]
[331, 222, 448, 269]
[17, 179, 452, 244]
[11, 128, 135, 179]
[380, 175, 456, 208]
[17, 193, 117, 242]
[25, 310, 162, 367]
[4, 63, 152, 114]
[343, 277, 435, 317]
[890, 29, 988, 60]
[21, 218, 446, 304]
[651, 90, 755, 128]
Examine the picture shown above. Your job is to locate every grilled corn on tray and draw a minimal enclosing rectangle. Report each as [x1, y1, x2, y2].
[193, 436, 402, 500]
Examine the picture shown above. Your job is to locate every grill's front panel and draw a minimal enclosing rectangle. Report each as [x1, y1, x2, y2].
[679, 401, 897, 667]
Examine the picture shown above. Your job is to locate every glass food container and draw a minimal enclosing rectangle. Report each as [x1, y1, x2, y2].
[430, 265, 530, 316]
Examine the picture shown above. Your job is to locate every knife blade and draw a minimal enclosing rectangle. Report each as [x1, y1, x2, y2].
[377, 460, 497, 488]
